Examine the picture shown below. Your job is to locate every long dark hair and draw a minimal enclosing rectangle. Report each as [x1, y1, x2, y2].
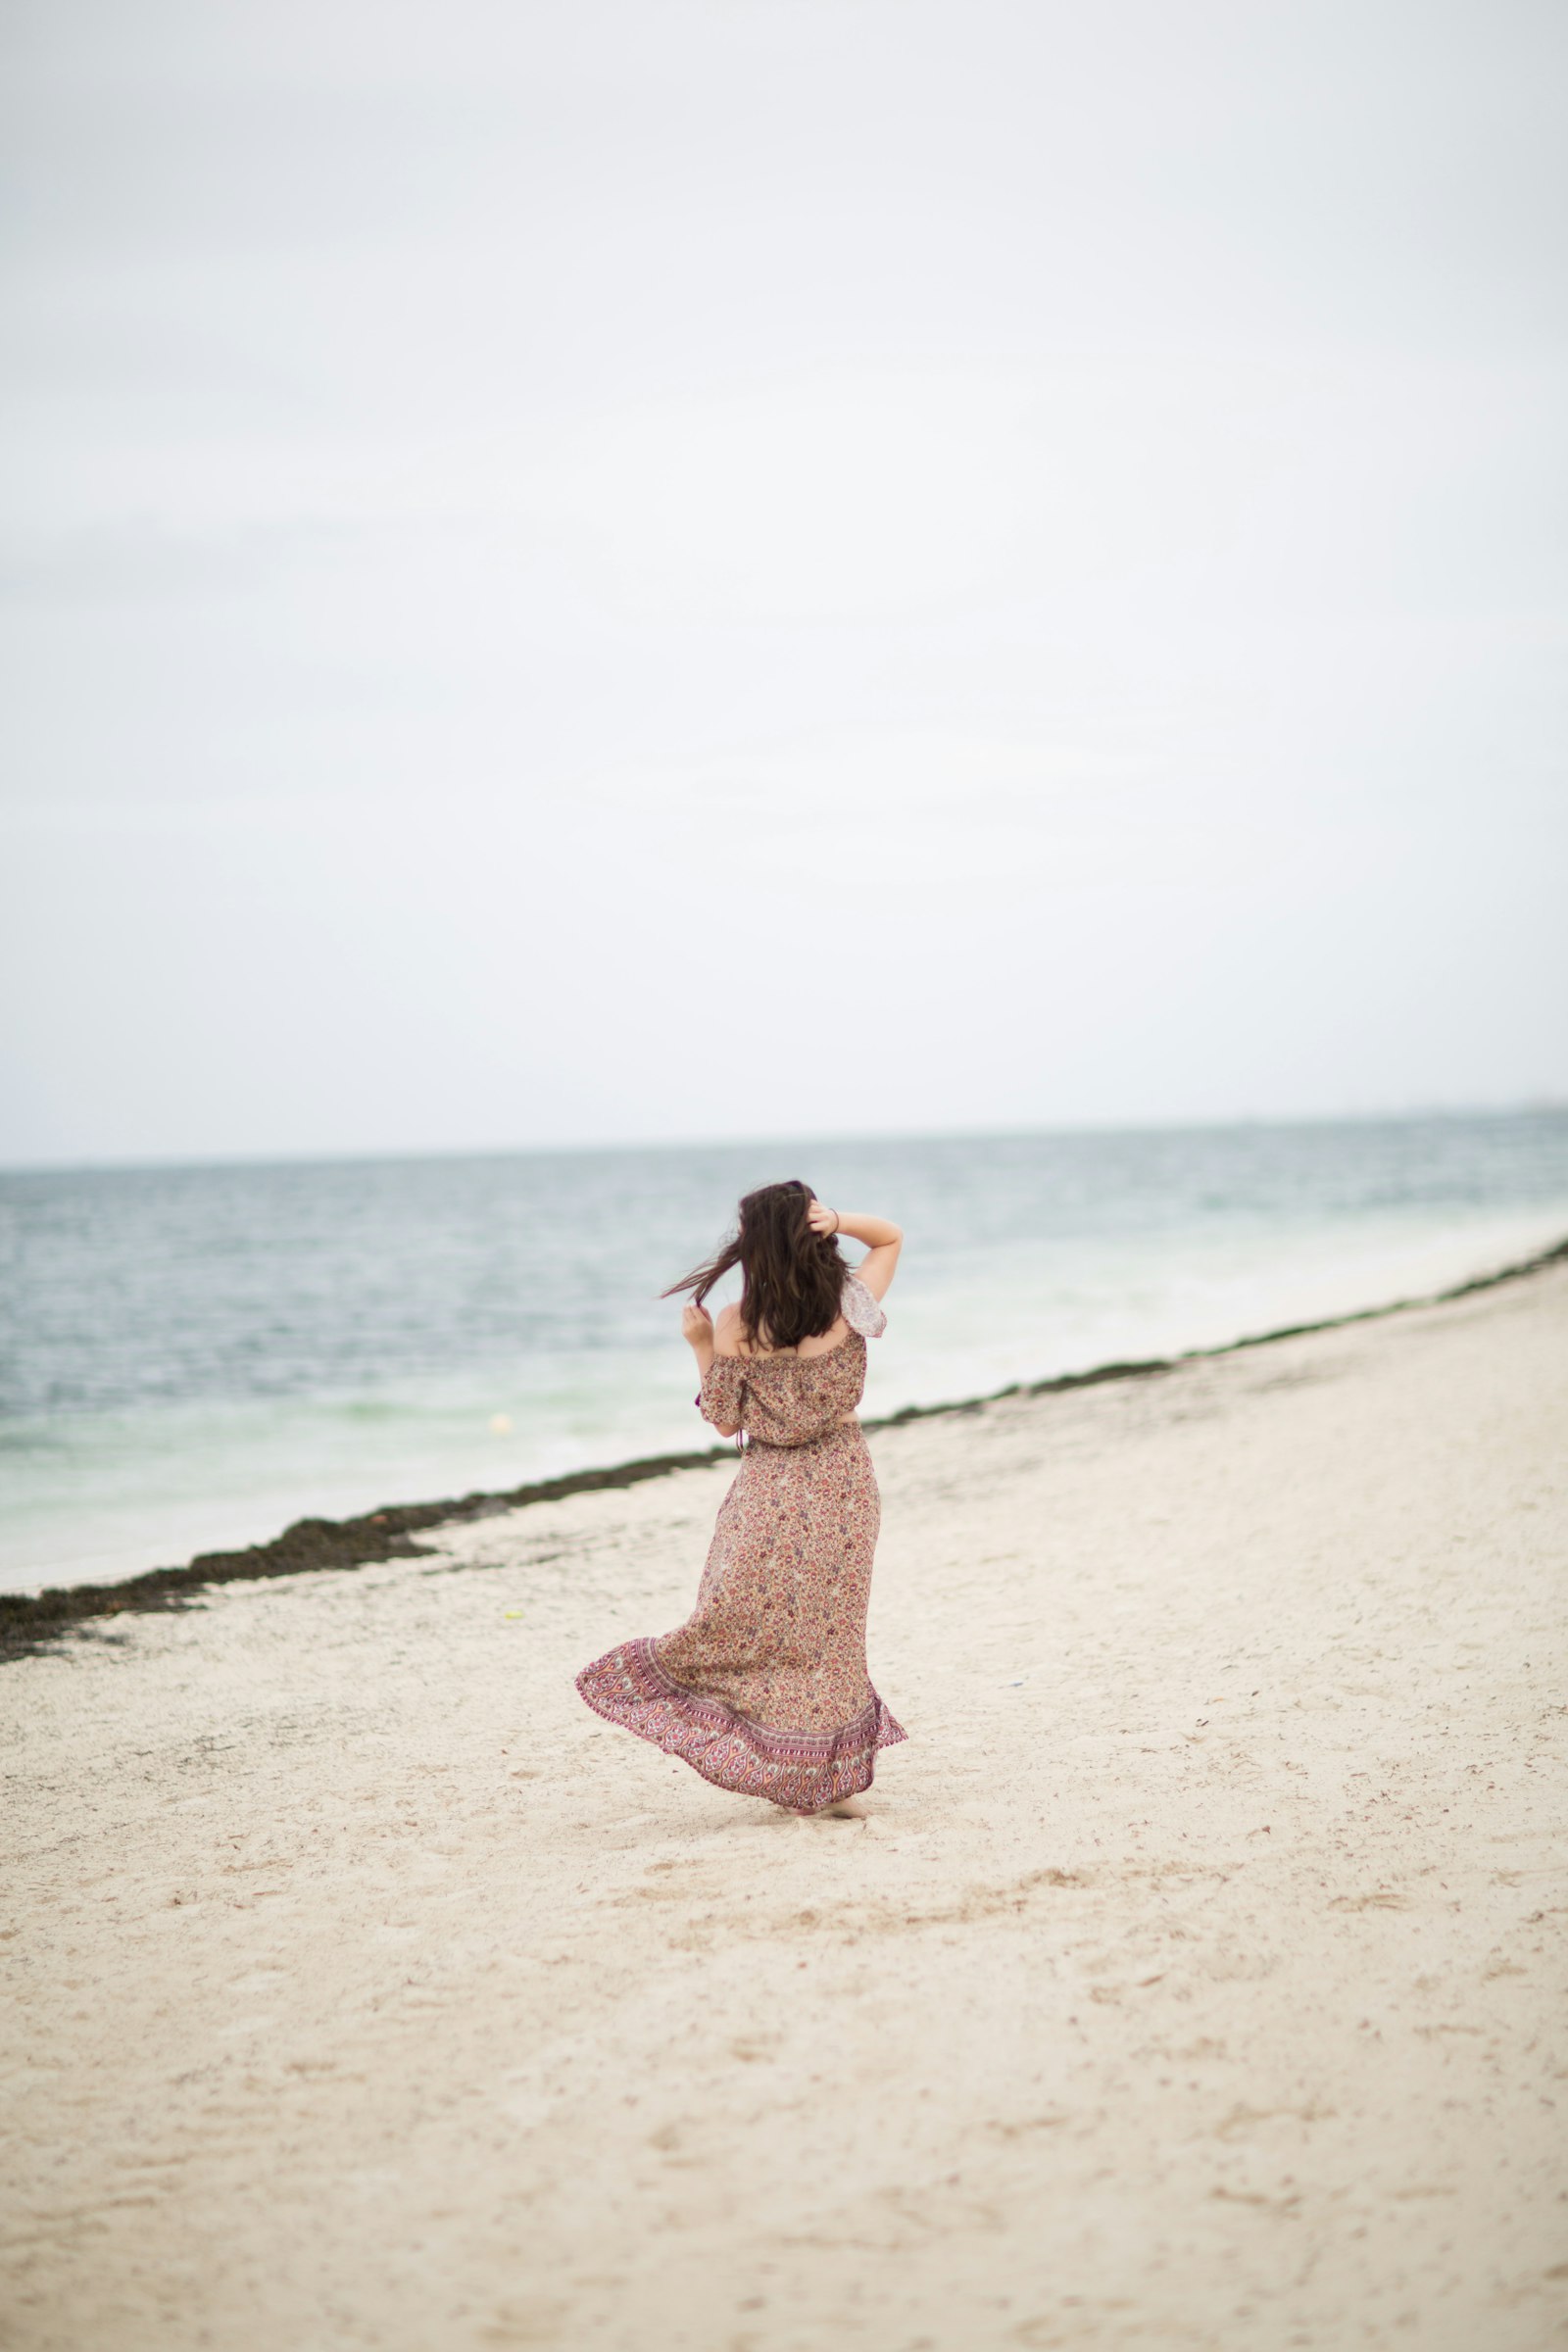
[663, 1178, 846, 1351]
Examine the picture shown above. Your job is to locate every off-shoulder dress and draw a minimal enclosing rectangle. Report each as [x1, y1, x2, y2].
[574, 1270, 906, 1813]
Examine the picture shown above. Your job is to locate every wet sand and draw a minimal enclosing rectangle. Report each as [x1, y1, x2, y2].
[3, 1259, 1565, 2349]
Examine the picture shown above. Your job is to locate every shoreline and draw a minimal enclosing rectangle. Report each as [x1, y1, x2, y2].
[5, 1226, 1565, 1661]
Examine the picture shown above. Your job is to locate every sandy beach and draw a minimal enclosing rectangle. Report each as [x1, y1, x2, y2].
[3, 1259, 1565, 2351]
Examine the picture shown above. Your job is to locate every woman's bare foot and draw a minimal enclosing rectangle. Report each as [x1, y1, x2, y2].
[813, 1796, 867, 1819]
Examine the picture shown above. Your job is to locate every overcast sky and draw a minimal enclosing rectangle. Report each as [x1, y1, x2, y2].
[1, 0, 1563, 1165]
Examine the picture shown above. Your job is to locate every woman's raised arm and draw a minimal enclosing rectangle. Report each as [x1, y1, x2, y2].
[807, 1202, 903, 1301]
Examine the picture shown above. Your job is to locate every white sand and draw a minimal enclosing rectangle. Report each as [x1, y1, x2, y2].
[3, 1264, 1566, 2351]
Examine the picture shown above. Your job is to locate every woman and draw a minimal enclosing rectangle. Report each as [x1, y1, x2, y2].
[575, 1180, 906, 1818]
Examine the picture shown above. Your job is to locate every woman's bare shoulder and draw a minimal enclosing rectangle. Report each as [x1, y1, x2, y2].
[712, 1301, 746, 1357]
[794, 1313, 851, 1359]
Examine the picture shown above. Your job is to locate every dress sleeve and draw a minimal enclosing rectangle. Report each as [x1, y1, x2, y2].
[840, 1269, 888, 1339]
[699, 1353, 748, 1430]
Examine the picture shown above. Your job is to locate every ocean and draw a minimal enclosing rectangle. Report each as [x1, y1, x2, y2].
[2, 1110, 1566, 1596]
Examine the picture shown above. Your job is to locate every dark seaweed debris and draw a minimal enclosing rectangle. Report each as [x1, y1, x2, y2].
[0, 1449, 728, 1660]
[4, 1233, 1565, 1661]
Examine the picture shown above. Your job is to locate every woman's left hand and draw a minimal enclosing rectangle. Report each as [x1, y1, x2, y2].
[682, 1302, 714, 1348]
[806, 1199, 839, 1237]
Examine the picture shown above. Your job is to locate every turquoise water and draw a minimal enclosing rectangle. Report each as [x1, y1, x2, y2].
[2, 1111, 1566, 1593]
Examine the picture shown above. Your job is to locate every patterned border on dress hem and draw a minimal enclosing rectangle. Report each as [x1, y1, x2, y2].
[634, 1637, 902, 1760]
[575, 1636, 906, 1813]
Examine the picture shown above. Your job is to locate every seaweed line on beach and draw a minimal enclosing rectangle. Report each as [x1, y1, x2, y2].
[5, 1233, 1565, 1662]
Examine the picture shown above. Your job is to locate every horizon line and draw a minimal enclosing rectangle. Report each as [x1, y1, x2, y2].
[3, 1095, 1567, 1180]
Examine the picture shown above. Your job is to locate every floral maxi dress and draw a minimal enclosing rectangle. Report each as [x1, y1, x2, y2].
[574, 1272, 906, 1812]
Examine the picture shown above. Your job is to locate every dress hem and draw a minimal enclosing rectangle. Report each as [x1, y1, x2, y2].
[576, 1637, 907, 1815]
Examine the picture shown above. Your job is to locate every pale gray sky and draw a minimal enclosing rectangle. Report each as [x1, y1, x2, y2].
[2, 0, 1564, 1163]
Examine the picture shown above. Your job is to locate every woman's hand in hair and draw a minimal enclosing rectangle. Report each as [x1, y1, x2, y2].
[810, 1207, 904, 1300]
[681, 1302, 715, 1365]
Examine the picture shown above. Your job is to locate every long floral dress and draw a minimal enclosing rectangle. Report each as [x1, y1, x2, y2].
[575, 1272, 906, 1812]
